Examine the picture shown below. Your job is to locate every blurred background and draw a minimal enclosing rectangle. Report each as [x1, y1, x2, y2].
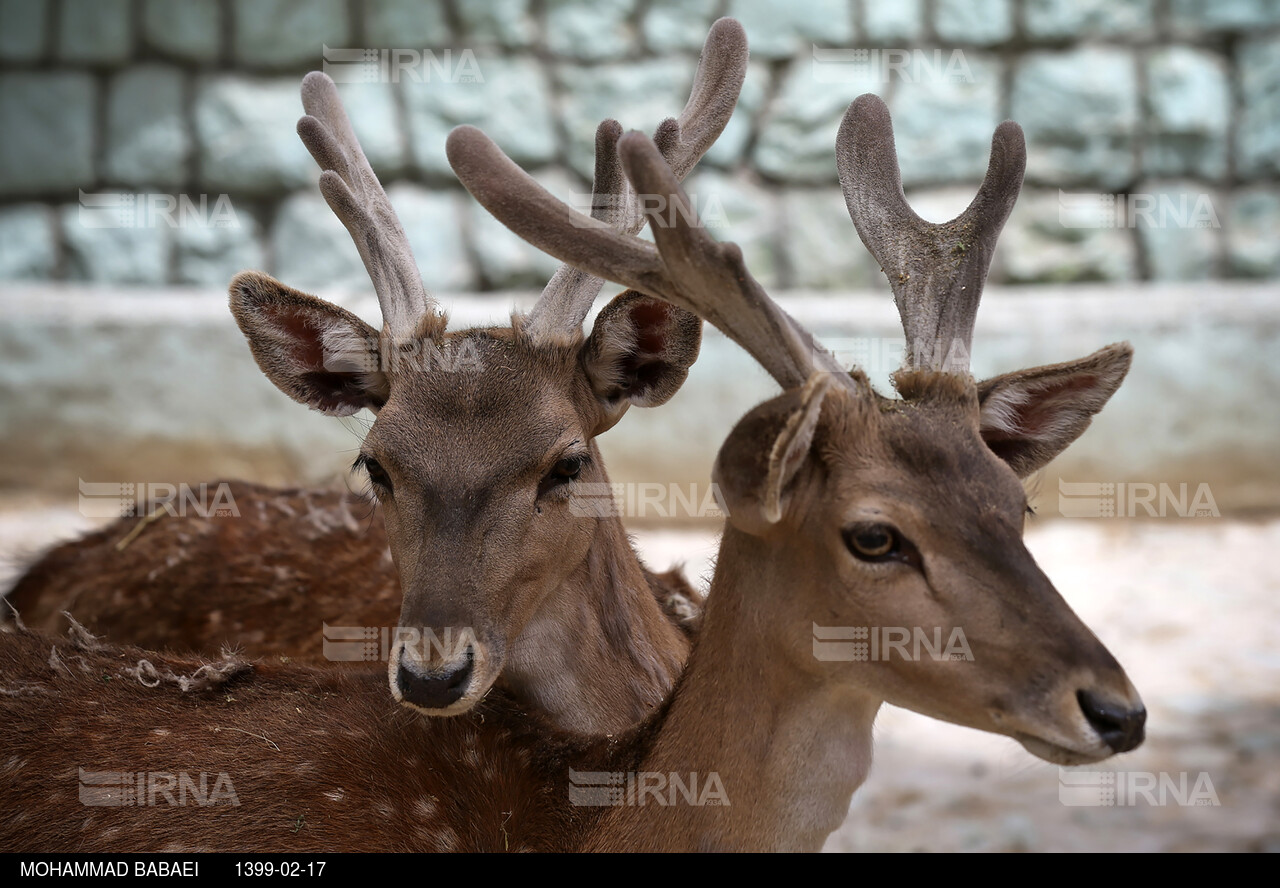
[0, 0, 1277, 852]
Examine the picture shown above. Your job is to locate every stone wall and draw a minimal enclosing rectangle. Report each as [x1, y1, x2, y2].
[1, 0, 1278, 290]
[4, 281, 1276, 517]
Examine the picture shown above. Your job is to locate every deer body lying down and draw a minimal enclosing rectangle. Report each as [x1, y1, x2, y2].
[3, 19, 749, 737]
[4, 480, 701, 660]
[1, 101, 1145, 854]
[0, 626, 594, 852]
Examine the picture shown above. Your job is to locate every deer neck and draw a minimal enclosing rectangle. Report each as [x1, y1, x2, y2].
[587, 524, 881, 851]
[503, 505, 691, 736]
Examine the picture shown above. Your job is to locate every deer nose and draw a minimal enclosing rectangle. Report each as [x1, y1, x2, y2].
[1077, 689, 1146, 753]
[395, 646, 475, 709]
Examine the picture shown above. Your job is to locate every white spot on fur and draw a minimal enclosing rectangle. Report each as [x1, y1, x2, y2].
[422, 825, 457, 852]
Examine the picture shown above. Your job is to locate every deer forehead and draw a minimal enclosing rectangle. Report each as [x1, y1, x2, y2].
[367, 331, 596, 460]
[817, 387, 1029, 523]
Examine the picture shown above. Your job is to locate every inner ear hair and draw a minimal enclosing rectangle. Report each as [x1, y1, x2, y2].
[978, 342, 1133, 477]
[229, 271, 389, 417]
[582, 290, 702, 412]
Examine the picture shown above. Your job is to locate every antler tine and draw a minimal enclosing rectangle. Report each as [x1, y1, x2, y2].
[448, 125, 842, 391]
[836, 93, 1026, 373]
[653, 16, 750, 181]
[522, 119, 629, 339]
[522, 17, 749, 342]
[297, 71, 437, 343]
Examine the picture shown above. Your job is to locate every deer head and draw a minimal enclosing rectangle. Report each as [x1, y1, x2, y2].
[447, 93, 1145, 799]
[228, 20, 748, 730]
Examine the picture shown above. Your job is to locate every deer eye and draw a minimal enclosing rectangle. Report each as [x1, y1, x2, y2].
[538, 454, 589, 497]
[843, 522, 920, 568]
[356, 455, 393, 495]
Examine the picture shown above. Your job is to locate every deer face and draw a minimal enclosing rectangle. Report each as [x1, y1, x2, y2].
[714, 362, 1145, 766]
[230, 272, 700, 715]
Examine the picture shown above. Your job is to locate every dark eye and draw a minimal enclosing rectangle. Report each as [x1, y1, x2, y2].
[538, 455, 588, 497]
[357, 455, 393, 494]
[843, 522, 920, 569]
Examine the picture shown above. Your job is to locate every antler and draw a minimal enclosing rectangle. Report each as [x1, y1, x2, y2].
[448, 126, 844, 391]
[297, 71, 440, 343]
[836, 94, 1025, 373]
[521, 16, 749, 344]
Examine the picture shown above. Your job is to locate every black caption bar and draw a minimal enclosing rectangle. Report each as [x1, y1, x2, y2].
[6, 854, 374, 880]
[5, 851, 590, 874]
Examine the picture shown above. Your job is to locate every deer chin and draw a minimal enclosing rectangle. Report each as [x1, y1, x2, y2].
[1013, 732, 1115, 767]
[994, 707, 1119, 765]
[392, 684, 493, 718]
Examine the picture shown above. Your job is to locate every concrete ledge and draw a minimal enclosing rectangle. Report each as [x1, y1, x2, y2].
[1, 282, 1276, 516]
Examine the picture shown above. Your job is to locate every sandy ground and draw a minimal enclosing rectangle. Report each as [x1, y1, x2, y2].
[3, 502, 1277, 852]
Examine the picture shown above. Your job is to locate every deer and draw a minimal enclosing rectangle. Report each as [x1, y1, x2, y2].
[0, 96, 1145, 853]
[1, 19, 750, 737]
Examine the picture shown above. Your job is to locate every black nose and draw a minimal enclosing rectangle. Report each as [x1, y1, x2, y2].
[396, 646, 474, 709]
[1077, 689, 1146, 753]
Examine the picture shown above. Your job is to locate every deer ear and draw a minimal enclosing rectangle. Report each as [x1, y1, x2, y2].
[713, 373, 832, 534]
[978, 343, 1132, 478]
[581, 290, 702, 432]
[229, 271, 390, 416]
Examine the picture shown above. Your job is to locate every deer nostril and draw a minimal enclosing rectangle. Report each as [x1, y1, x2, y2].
[1077, 689, 1146, 753]
[395, 646, 475, 710]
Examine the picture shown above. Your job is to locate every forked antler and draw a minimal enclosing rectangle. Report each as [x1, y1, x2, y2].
[836, 94, 1026, 373]
[297, 72, 439, 343]
[521, 16, 749, 344]
[448, 127, 843, 391]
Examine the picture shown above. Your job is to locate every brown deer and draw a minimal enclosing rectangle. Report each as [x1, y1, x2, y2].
[0, 97, 1144, 853]
[2, 19, 748, 736]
